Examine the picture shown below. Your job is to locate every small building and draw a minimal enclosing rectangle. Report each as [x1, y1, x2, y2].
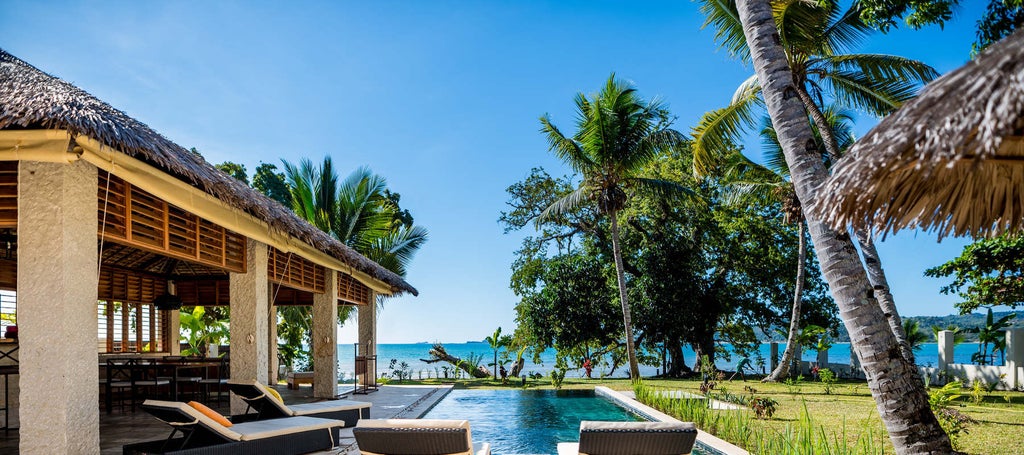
[0, 48, 416, 453]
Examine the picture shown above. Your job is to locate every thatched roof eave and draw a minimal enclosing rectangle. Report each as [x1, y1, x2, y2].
[817, 28, 1024, 239]
[0, 48, 417, 296]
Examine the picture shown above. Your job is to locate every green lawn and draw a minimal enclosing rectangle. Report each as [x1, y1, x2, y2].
[393, 376, 1024, 454]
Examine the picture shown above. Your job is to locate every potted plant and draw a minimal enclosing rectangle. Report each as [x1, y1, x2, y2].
[179, 306, 229, 357]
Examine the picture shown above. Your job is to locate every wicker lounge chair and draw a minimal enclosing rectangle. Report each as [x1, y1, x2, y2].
[122, 399, 342, 455]
[556, 421, 698, 455]
[353, 419, 491, 455]
[227, 380, 370, 426]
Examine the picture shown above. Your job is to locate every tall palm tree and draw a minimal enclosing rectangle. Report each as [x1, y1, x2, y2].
[283, 159, 428, 280]
[696, 0, 936, 364]
[731, 0, 952, 451]
[537, 74, 687, 379]
[723, 106, 855, 381]
[279, 158, 428, 370]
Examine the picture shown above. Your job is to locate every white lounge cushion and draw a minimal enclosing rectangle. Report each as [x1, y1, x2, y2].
[229, 379, 371, 417]
[289, 400, 371, 415]
[142, 399, 341, 442]
[231, 415, 342, 441]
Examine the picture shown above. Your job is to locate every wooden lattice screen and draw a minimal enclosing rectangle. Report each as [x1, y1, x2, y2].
[97, 267, 169, 353]
[176, 279, 230, 307]
[338, 272, 372, 305]
[268, 247, 325, 294]
[98, 171, 247, 273]
[0, 162, 16, 228]
[97, 266, 168, 303]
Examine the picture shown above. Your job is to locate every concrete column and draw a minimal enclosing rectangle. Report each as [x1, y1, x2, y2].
[18, 160, 98, 454]
[312, 268, 338, 398]
[769, 342, 778, 371]
[167, 280, 181, 356]
[938, 330, 955, 372]
[168, 310, 181, 356]
[357, 292, 377, 386]
[816, 348, 828, 369]
[1005, 329, 1023, 389]
[267, 290, 278, 383]
[229, 240, 269, 414]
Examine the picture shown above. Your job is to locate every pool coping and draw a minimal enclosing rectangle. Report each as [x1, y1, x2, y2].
[595, 386, 749, 455]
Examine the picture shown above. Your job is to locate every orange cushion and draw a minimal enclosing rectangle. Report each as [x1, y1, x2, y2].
[188, 401, 232, 427]
[265, 386, 283, 403]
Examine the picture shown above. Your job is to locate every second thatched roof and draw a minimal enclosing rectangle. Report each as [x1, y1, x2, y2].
[818, 28, 1024, 239]
[0, 48, 417, 296]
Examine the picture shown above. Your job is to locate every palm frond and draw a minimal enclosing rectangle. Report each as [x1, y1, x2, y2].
[821, 53, 938, 86]
[698, 0, 750, 63]
[818, 1, 872, 55]
[691, 76, 763, 176]
[822, 70, 921, 117]
[535, 186, 590, 227]
[540, 113, 594, 173]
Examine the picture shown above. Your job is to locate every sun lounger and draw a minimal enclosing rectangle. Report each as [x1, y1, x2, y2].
[353, 419, 491, 455]
[227, 379, 370, 426]
[556, 421, 698, 455]
[122, 399, 342, 455]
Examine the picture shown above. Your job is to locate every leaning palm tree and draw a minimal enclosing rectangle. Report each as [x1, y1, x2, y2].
[729, 0, 952, 451]
[696, 0, 936, 364]
[722, 106, 855, 381]
[537, 74, 686, 379]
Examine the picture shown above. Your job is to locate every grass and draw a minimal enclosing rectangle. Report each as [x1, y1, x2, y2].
[391, 375, 1024, 454]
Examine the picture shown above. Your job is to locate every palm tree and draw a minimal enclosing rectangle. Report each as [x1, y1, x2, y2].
[537, 74, 687, 379]
[731, 0, 952, 451]
[484, 327, 504, 380]
[902, 319, 930, 353]
[723, 106, 855, 381]
[696, 0, 936, 365]
[279, 158, 427, 375]
[283, 159, 428, 280]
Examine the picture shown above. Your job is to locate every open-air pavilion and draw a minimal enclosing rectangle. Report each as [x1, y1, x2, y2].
[0, 48, 417, 454]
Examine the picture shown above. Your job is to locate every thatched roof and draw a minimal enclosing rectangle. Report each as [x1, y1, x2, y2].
[0, 48, 417, 296]
[818, 28, 1024, 239]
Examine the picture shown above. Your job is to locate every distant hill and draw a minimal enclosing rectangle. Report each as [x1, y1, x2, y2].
[831, 311, 1024, 343]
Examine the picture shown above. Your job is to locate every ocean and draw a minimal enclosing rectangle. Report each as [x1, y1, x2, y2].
[334, 341, 984, 380]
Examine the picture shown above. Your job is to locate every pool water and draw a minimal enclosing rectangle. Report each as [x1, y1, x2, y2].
[423, 389, 713, 454]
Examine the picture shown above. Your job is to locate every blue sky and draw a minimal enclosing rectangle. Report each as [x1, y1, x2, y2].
[1, 1, 994, 343]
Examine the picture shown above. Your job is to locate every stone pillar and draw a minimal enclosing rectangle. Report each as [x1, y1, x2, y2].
[769, 342, 778, 371]
[312, 268, 338, 398]
[1005, 329, 1023, 389]
[816, 348, 828, 369]
[18, 160, 98, 454]
[167, 280, 181, 356]
[938, 330, 955, 372]
[229, 240, 269, 414]
[267, 287, 278, 382]
[358, 292, 377, 386]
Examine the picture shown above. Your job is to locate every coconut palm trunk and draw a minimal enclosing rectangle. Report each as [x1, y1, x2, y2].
[856, 230, 915, 364]
[795, 86, 917, 365]
[764, 221, 806, 382]
[610, 213, 641, 379]
[735, 0, 952, 452]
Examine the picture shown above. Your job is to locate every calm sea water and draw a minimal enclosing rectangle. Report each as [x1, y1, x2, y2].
[423, 389, 714, 455]
[335, 341, 980, 380]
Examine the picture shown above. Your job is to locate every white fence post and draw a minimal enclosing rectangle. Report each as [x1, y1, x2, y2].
[938, 330, 954, 373]
[1006, 329, 1023, 390]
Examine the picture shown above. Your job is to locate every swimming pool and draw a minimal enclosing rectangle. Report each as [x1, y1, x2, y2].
[423, 389, 715, 454]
